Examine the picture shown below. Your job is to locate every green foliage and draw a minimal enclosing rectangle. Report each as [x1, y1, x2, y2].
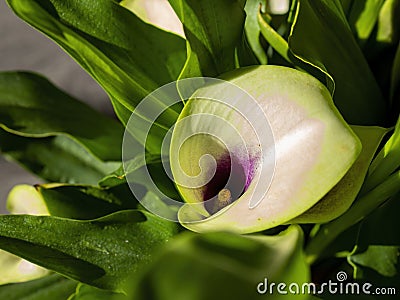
[128, 226, 309, 300]
[169, 0, 248, 78]
[364, 117, 400, 192]
[69, 284, 126, 300]
[0, 274, 77, 300]
[35, 183, 136, 219]
[0, 72, 123, 161]
[289, 0, 386, 125]
[0, 130, 118, 184]
[6, 0, 186, 152]
[1, 0, 400, 298]
[0, 72, 121, 184]
[347, 0, 385, 45]
[0, 211, 178, 291]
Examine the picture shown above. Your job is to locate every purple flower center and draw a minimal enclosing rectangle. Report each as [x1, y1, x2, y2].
[202, 152, 258, 214]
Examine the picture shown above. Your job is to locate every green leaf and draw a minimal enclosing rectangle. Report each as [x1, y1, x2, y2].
[0, 72, 123, 161]
[0, 129, 119, 185]
[127, 226, 309, 300]
[347, 0, 385, 46]
[350, 245, 399, 277]
[289, 0, 386, 125]
[0, 274, 77, 300]
[70, 284, 126, 300]
[244, 0, 268, 64]
[6, 0, 186, 149]
[0, 210, 178, 292]
[290, 126, 387, 223]
[258, 10, 292, 63]
[364, 117, 400, 192]
[169, 0, 247, 78]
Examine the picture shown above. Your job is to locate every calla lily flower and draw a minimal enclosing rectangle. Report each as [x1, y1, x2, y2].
[171, 66, 361, 233]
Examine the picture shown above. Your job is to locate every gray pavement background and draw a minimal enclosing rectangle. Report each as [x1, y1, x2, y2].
[0, 1, 112, 213]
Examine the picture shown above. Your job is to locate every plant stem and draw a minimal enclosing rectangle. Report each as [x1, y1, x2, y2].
[258, 12, 292, 64]
[305, 170, 400, 264]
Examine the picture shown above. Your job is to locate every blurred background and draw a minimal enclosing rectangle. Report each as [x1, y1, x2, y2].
[0, 1, 112, 213]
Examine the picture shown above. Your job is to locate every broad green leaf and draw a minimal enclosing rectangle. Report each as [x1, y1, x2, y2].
[0, 129, 118, 184]
[244, 0, 268, 64]
[128, 226, 309, 300]
[0, 250, 49, 285]
[169, 0, 247, 78]
[0, 72, 123, 161]
[0, 210, 178, 292]
[7, 0, 186, 150]
[289, 0, 386, 125]
[0, 274, 77, 300]
[350, 245, 399, 277]
[70, 284, 126, 300]
[347, 0, 385, 46]
[290, 126, 387, 223]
